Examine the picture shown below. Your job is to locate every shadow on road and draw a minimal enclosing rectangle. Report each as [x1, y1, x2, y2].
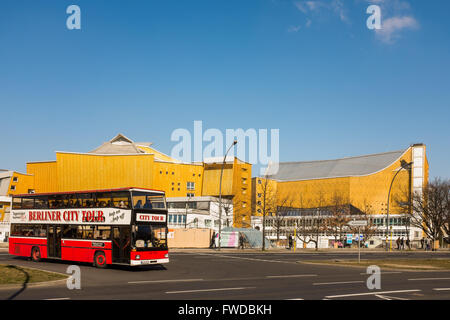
[6, 265, 30, 300]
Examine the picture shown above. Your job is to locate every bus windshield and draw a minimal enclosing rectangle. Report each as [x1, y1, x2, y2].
[133, 224, 167, 249]
[132, 191, 166, 210]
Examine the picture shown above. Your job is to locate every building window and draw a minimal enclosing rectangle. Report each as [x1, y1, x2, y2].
[10, 185, 16, 191]
[28, 189, 35, 194]
[257, 201, 261, 205]
[0, 205, 3, 209]
[205, 219, 212, 228]
[258, 193, 261, 198]
[187, 182, 195, 190]
[187, 193, 194, 198]
[258, 179, 261, 184]
[172, 172, 174, 175]
[13, 177, 18, 182]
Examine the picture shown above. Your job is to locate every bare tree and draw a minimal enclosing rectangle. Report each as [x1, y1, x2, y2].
[398, 178, 450, 244]
[258, 176, 277, 251]
[295, 191, 327, 251]
[271, 196, 295, 243]
[349, 201, 378, 247]
[325, 192, 351, 244]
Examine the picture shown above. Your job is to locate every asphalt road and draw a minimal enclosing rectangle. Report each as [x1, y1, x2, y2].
[1, 249, 450, 300]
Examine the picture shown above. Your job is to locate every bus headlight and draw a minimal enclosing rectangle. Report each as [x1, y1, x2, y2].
[164, 253, 169, 258]
[136, 255, 140, 260]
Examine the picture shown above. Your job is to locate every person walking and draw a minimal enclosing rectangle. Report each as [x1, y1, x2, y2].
[406, 238, 410, 250]
[210, 231, 217, 249]
[288, 235, 293, 250]
[239, 232, 245, 250]
[420, 237, 425, 249]
[400, 237, 404, 250]
[396, 237, 401, 250]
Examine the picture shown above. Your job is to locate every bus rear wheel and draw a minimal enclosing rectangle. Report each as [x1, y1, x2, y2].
[94, 252, 107, 268]
[31, 247, 41, 262]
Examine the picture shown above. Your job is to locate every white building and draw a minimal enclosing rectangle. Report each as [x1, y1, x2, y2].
[0, 196, 11, 242]
[167, 196, 233, 232]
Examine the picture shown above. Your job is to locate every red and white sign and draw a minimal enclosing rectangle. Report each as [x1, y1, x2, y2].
[136, 213, 166, 223]
[11, 208, 132, 225]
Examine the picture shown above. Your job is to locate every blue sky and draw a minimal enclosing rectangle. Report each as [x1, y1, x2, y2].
[0, 0, 449, 178]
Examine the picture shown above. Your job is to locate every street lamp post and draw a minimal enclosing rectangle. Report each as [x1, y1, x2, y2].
[218, 140, 237, 251]
[386, 160, 412, 252]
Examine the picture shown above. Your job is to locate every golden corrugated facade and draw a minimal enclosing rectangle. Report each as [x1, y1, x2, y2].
[253, 145, 428, 216]
[17, 135, 252, 227]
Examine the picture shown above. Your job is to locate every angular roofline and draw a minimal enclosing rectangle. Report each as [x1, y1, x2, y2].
[266, 148, 411, 182]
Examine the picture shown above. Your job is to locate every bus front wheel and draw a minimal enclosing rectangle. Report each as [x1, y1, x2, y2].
[31, 247, 41, 262]
[94, 252, 107, 268]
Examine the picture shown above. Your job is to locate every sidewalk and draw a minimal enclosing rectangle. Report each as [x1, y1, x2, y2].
[169, 247, 450, 253]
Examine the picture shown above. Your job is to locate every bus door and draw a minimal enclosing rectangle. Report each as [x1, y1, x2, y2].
[112, 226, 131, 263]
[47, 226, 62, 258]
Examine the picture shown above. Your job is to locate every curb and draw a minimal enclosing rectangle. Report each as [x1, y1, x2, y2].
[0, 264, 69, 291]
[0, 278, 68, 291]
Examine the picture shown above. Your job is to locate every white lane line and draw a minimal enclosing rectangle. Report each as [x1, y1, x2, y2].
[376, 295, 409, 301]
[266, 274, 317, 279]
[128, 278, 203, 284]
[166, 287, 254, 294]
[375, 295, 392, 300]
[325, 289, 421, 299]
[313, 281, 364, 286]
[408, 277, 450, 281]
[44, 298, 70, 300]
[359, 272, 402, 275]
[195, 252, 297, 264]
[286, 298, 304, 300]
[433, 288, 450, 291]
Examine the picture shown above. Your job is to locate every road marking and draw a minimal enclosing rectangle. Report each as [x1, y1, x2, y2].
[375, 294, 391, 300]
[286, 298, 304, 300]
[325, 289, 421, 299]
[408, 277, 450, 281]
[166, 287, 254, 294]
[313, 281, 364, 286]
[266, 274, 317, 279]
[433, 288, 450, 291]
[359, 272, 402, 275]
[128, 278, 203, 284]
[44, 298, 70, 300]
[196, 252, 297, 264]
[376, 295, 408, 301]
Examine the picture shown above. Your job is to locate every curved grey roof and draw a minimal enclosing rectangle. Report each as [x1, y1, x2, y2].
[269, 150, 406, 181]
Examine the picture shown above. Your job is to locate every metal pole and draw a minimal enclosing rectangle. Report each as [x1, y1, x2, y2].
[386, 161, 412, 252]
[358, 226, 361, 264]
[218, 140, 237, 251]
[386, 168, 402, 252]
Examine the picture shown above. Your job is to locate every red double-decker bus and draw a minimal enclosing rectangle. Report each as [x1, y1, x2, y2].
[9, 188, 169, 268]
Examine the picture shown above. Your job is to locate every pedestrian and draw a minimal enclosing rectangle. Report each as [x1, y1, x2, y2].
[400, 237, 404, 250]
[425, 238, 430, 251]
[406, 238, 410, 250]
[420, 237, 425, 249]
[288, 235, 293, 250]
[210, 231, 216, 249]
[239, 232, 245, 250]
[396, 237, 401, 250]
